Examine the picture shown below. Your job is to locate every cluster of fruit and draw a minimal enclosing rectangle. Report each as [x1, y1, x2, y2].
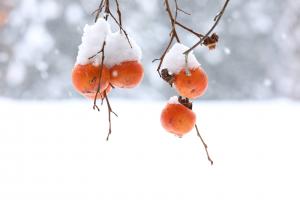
[71, 19, 144, 101]
[160, 45, 208, 137]
[72, 60, 143, 100]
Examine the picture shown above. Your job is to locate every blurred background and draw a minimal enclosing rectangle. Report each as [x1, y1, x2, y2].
[1, 1, 300, 200]
[1, 0, 299, 100]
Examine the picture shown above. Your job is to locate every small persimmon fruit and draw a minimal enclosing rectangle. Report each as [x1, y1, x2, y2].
[110, 61, 144, 88]
[161, 102, 196, 137]
[174, 67, 208, 99]
[84, 85, 112, 100]
[72, 64, 110, 96]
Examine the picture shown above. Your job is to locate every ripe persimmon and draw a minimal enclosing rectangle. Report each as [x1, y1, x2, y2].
[174, 67, 208, 99]
[161, 102, 196, 137]
[72, 63, 110, 96]
[84, 85, 112, 100]
[109, 61, 144, 88]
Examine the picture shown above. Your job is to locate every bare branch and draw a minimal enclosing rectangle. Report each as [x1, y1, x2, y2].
[175, 0, 191, 16]
[195, 124, 214, 165]
[184, 0, 230, 55]
[93, 0, 105, 22]
[154, 34, 175, 76]
[93, 41, 106, 111]
[164, 0, 180, 42]
[175, 21, 203, 38]
[108, 11, 132, 48]
[155, 0, 204, 75]
[104, 92, 118, 141]
[115, 0, 122, 32]
[95, 0, 132, 48]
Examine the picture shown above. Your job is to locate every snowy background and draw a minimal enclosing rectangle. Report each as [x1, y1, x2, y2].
[1, 0, 300, 200]
[1, 0, 300, 99]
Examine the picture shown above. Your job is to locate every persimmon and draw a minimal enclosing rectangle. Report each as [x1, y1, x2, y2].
[72, 63, 110, 96]
[84, 85, 112, 100]
[109, 61, 144, 88]
[161, 102, 196, 137]
[174, 67, 208, 99]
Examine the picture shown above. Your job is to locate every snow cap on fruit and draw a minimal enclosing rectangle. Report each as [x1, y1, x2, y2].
[162, 43, 200, 74]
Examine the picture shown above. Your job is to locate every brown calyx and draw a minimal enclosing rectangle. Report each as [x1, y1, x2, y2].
[161, 68, 175, 87]
[203, 33, 219, 50]
[178, 96, 193, 110]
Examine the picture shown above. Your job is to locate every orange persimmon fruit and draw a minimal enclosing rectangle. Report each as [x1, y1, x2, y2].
[109, 61, 144, 88]
[72, 63, 110, 96]
[161, 102, 196, 137]
[84, 85, 112, 100]
[174, 67, 208, 99]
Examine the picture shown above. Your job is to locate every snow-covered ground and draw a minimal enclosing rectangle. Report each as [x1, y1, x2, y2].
[0, 99, 299, 200]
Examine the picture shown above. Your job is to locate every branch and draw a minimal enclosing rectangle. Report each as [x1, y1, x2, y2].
[175, 21, 203, 38]
[153, 0, 180, 76]
[164, 0, 180, 42]
[154, 0, 204, 76]
[175, 0, 191, 16]
[115, 0, 122, 32]
[184, 0, 230, 55]
[195, 124, 214, 165]
[107, 11, 132, 48]
[93, 0, 105, 22]
[104, 92, 118, 141]
[153, 34, 175, 77]
[92, 0, 132, 47]
[93, 41, 106, 111]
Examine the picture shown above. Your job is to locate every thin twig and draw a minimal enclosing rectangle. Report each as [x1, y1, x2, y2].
[175, 0, 191, 16]
[155, 0, 229, 75]
[154, 0, 204, 76]
[108, 11, 132, 48]
[164, 0, 180, 42]
[104, 92, 118, 141]
[195, 124, 214, 165]
[115, 0, 122, 32]
[93, 0, 105, 22]
[94, 0, 132, 47]
[104, 0, 110, 20]
[153, 0, 180, 76]
[93, 41, 106, 111]
[153, 34, 175, 77]
[175, 21, 203, 38]
[183, 0, 230, 55]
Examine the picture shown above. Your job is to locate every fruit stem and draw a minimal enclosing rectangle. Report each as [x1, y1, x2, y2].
[184, 53, 191, 76]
